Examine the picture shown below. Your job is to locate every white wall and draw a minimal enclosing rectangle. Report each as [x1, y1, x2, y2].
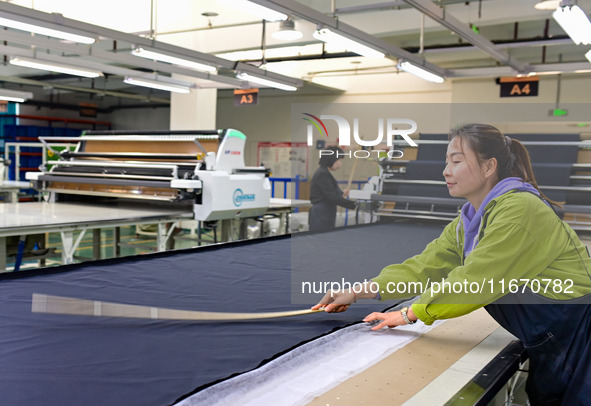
[17, 101, 170, 132]
[108, 107, 170, 130]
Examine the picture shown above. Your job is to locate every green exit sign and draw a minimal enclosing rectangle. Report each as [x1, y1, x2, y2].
[550, 108, 568, 117]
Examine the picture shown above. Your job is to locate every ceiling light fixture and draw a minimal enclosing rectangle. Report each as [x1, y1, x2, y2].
[313, 28, 385, 58]
[123, 76, 193, 93]
[528, 70, 563, 76]
[553, 4, 591, 45]
[534, 0, 561, 10]
[236, 72, 297, 91]
[0, 15, 96, 44]
[216, 0, 287, 21]
[271, 19, 303, 41]
[398, 61, 445, 83]
[9, 56, 103, 78]
[131, 47, 217, 73]
[0, 88, 33, 103]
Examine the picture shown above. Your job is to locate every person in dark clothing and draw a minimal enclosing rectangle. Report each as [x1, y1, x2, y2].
[308, 146, 357, 231]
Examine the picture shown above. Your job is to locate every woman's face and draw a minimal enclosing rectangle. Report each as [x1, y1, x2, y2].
[443, 137, 494, 206]
[329, 159, 342, 171]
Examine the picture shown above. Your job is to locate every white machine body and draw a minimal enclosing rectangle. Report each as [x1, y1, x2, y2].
[193, 171, 271, 221]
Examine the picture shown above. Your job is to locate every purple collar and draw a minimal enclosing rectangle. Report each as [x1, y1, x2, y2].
[461, 177, 543, 258]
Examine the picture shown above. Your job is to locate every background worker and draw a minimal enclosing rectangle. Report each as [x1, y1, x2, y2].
[308, 146, 356, 231]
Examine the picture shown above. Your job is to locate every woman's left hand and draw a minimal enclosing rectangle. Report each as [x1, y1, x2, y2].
[363, 311, 406, 330]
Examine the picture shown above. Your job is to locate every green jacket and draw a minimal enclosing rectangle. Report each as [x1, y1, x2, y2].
[372, 191, 591, 325]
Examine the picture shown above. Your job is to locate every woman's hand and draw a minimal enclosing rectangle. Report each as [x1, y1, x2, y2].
[363, 308, 417, 330]
[311, 290, 356, 313]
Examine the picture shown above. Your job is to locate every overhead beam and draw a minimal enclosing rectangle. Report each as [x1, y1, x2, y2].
[450, 61, 591, 78]
[0, 75, 171, 103]
[334, 0, 493, 15]
[0, 1, 302, 90]
[0, 44, 202, 89]
[401, 0, 531, 73]
[249, 0, 447, 77]
[0, 30, 242, 89]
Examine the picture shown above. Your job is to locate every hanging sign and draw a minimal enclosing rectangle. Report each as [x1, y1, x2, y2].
[79, 102, 98, 117]
[498, 76, 539, 97]
[234, 89, 259, 106]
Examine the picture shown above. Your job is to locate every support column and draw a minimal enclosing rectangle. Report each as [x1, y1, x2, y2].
[170, 74, 217, 130]
[170, 77, 216, 238]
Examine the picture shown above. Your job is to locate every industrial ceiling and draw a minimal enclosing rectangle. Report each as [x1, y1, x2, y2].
[1, 0, 590, 108]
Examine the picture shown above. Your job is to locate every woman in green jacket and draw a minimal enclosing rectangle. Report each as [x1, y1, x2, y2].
[313, 124, 591, 406]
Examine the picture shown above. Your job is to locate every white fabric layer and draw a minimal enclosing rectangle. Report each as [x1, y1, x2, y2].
[177, 306, 442, 406]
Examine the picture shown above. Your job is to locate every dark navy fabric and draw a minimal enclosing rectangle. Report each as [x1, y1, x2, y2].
[416, 132, 580, 164]
[486, 291, 591, 406]
[507, 133, 580, 165]
[398, 160, 450, 198]
[404, 133, 577, 203]
[0, 222, 444, 406]
[416, 133, 447, 161]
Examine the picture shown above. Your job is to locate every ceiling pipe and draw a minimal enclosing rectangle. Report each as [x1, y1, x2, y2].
[233, 36, 573, 64]
[401, 0, 531, 73]
[0, 2, 301, 90]
[248, 0, 447, 77]
[334, 0, 494, 15]
[0, 30, 242, 88]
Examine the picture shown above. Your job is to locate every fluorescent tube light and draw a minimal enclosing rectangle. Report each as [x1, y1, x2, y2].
[123, 76, 192, 93]
[313, 28, 385, 58]
[236, 72, 297, 91]
[131, 47, 217, 73]
[0, 16, 96, 44]
[534, 0, 561, 10]
[586, 50, 591, 63]
[528, 70, 563, 76]
[398, 61, 445, 83]
[552, 5, 591, 45]
[0, 88, 33, 103]
[217, 0, 287, 21]
[9, 56, 103, 78]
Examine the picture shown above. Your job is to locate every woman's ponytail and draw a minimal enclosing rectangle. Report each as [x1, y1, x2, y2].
[506, 139, 562, 208]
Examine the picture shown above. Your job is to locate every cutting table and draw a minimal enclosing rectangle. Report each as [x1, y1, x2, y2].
[0, 180, 30, 203]
[0, 201, 193, 271]
[0, 221, 525, 405]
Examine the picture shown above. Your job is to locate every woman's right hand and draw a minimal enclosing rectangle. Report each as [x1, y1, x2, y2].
[311, 290, 357, 313]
